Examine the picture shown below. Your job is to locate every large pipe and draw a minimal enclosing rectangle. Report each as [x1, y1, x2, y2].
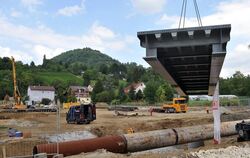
[124, 119, 243, 152]
[33, 135, 126, 156]
[34, 119, 250, 156]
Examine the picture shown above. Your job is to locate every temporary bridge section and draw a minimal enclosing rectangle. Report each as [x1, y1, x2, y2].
[137, 24, 231, 96]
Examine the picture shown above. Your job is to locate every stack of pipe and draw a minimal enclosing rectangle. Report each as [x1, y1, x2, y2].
[34, 119, 250, 157]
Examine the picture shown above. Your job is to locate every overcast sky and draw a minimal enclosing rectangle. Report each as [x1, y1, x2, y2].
[0, 0, 249, 78]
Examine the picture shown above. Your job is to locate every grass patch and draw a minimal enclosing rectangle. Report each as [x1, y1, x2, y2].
[35, 71, 83, 85]
[188, 98, 242, 106]
[188, 100, 211, 106]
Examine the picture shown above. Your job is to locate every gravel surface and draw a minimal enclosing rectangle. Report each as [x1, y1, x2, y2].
[190, 146, 250, 158]
[43, 131, 97, 143]
[5, 119, 37, 127]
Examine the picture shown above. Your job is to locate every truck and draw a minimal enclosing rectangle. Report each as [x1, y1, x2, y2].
[162, 98, 188, 113]
[66, 103, 96, 124]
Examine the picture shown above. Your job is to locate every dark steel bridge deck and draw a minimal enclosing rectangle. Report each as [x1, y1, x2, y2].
[138, 24, 231, 96]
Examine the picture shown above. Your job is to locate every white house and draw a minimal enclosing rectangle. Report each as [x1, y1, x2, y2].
[124, 82, 146, 94]
[27, 86, 55, 105]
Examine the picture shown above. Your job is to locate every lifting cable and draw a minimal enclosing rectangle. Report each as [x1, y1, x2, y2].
[178, 0, 203, 28]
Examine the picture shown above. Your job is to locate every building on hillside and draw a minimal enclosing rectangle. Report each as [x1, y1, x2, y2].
[88, 85, 93, 92]
[68, 86, 91, 104]
[124, 82, 146, 94]
[27, 86, 55, 105]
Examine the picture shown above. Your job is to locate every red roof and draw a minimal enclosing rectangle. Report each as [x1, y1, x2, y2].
[29, 86, 55, 91]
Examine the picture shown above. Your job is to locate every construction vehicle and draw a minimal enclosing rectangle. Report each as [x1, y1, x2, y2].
[63, 102, 81, 109]
[162, 98, 188, 113]
[66, 103, 96, 124]
[10, 56, 26, 110]
[236, 120, 250, 142]
[63, 97, 92, 109]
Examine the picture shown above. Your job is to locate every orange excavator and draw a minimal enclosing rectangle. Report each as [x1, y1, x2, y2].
[10, 56, 26, 109]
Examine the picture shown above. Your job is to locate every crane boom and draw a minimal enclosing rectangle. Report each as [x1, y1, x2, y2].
[10, 56, 25, 109]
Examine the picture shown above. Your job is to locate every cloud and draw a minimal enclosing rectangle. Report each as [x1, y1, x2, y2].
[0, 14, 136, 65]
[0, 46, 33, 63]
[0, 16, 82, 49]
[0, 15, 82, 64]
[131, 0, 167, 14]
[155, 0, 250, 77]
[32, 45, 66, 63]
[82, 22, 130, 52]
[156, 0, 250, 35]
[221, 42, 250, 77]
[10, 9, 23, 18]
[57, 0, 85, 16]
[21, 0, 42, 11]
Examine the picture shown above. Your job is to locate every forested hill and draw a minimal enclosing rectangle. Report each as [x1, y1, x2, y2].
[0, 47, 249, 103]
[51, 48, 120, 69]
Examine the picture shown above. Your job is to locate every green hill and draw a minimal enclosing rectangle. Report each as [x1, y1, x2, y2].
[51, 48, 120, 68]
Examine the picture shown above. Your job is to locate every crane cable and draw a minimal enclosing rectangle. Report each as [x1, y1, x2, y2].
[178, 0, 203, 28]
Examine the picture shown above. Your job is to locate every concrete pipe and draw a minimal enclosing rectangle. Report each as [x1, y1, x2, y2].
[123, 119, 250, 152]
[124, 128, 177, 152]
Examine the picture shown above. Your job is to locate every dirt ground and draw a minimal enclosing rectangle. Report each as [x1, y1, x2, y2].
[0, 105, 250, 157]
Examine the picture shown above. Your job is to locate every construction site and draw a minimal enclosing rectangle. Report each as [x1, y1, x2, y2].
[1, 0, 250, 157]
[0, 104, 250, 157]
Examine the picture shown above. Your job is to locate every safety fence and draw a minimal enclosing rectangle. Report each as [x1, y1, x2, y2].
[0, 104, 62, 158]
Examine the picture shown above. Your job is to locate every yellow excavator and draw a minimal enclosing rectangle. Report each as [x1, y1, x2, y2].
[10, 56, 26, 109]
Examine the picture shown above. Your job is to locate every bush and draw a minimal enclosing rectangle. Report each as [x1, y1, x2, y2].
[96, 91, 113, 103]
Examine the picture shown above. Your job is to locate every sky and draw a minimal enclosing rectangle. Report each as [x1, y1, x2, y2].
[0, 0, 249, 78]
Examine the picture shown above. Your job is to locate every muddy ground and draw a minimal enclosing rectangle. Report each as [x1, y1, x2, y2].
[0, 105, 250, 157]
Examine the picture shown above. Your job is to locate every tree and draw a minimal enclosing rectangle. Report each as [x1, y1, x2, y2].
[136, 89, 143, 101]
[96, 91, 113, 103]
[126, 63, 145, 82]
[52, 79, 67, 103]
[156, 86, 166, 102]
[162, 83, 174, 100]
[128, 86, 136, 101]
[83, 72, 91, 86]
[117, 85, 127, 102]
[30, 61, 35, 67]
[42, 54, 48, 68]
[144, 81, 159, 104]
[0, 57, 11, 70]
[109, 63, 120, 75]
[91, 80, 104, 102]
[99, 64, 108, 74]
